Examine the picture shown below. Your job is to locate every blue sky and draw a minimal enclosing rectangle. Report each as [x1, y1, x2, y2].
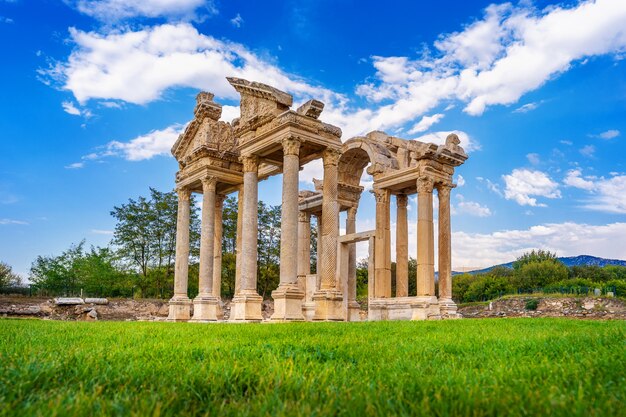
[1, 0, 625, 277]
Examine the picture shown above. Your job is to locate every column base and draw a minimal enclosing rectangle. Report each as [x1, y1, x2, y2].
[302, 302, 316, 321]
[190, 295, 219, 322]
[347, 301, 361, 322]
[411, 296, 442, 321]
[439, 298, 461, 319]
[167, 296, 191, 322]
[229, 291, 263, 322]
[271, 285, 305, 321]
[312, 289, 344, 321]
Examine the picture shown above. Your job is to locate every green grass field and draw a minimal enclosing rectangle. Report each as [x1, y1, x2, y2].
[1, 319, 625, 417]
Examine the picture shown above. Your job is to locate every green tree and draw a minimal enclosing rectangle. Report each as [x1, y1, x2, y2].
[0, 262, 22, 288]
[30, 241, 86, 295]
[257, 201, 281, 298]
[464, 275, 513, 302]
[512, 250, 558, 270]
[110, 188, 200, 297]
[514, 260, 568, 290]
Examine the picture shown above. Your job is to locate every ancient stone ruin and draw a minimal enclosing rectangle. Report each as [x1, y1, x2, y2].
[168, 77, 467, 322]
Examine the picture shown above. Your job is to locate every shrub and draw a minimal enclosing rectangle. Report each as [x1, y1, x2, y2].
[525, 299, 539, 310]
[513, 260, 568, 290]
[463, 275, 513, 302]
[605, 279, 626, 297]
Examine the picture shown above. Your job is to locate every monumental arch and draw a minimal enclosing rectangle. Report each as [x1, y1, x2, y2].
[168, 77, 468, 322]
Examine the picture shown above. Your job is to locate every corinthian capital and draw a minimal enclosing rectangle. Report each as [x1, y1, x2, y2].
[282, 136, 302, 156]
[240, 154, 259, 173]
[201, 176, 218, 192]
[396, 194, 408, 207]
[322, 148, 342, 167]
[436, 183, 454, 199]
[177, 187, 191, 202]
[371, 188, 389, 204]
[416, 177, 434, 194]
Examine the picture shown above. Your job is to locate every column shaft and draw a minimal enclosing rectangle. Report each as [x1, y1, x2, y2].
[198, 177, 216, 296]
[319, 149, 341, 290]
[373, 188, 391, 298]
[298, 212, 312, 277]
[173, 188, 191, 297]
[240, 158, 259, 293]
[279, 138, 301, 287]
[346, 206, 357, 304]
[417, 178, 435, 296]
[212, 194, 225, 299]
[396, 194, 409, 297]
[438, 185, 453, 300]
[235, 184, 244, 295]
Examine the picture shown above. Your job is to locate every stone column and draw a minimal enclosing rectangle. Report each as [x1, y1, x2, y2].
[396, 194, 409, 297]
[235, 184, 244, 296]
[346, 206, 360, 321]
[315, 213, 322, 289]
[213, 194, 225, 300]
[313, 148, 343, 321]
[192, 177, 219, 321]
[272, 137, 305, 321]
[437, 183, 458, 318]
[230, 155, 263, 321]
[168, 187, 192, 321]
[297, 211, 311, 280]
[416, 177, 435, 296]
[373, 188, 391, 298]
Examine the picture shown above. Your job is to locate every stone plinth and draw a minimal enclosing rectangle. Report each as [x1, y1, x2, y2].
[271, 286, 305, 321]
[411, 296, 442, 321]
[312, 289, 344, 321]
[190, 296, 219, 322]
[230, 292, 263, 322]
[439, 298, 460, 319]
[167, 296, 191, 321]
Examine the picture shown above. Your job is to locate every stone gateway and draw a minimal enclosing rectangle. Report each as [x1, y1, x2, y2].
[168, 78, 467, 322]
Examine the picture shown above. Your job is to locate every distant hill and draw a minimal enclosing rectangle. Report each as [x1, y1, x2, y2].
[456, 255, 626, 275]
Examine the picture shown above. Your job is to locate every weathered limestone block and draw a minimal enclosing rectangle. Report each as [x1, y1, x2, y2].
[54, 298, 84, 306]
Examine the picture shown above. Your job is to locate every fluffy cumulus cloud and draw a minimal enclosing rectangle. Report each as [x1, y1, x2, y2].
[45, 0, 626, 144]
[503, 168, 561, 207]
[455, 195, 492, 217]
[413, 130, 479, 152]
[564, 169, 626, 213]
[107, 124, 184, 161]
[594, 129, 620, 139]
[70, 0, 215, 22]
[453, 222, 626, 269]
[357, 0, 626, 116]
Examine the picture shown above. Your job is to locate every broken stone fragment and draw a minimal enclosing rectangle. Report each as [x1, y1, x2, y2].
[296, 99, 324, 119]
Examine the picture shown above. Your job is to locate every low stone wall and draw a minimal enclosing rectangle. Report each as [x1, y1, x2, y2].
[459, 296, 626, 319]
[2, 295, 625, 321]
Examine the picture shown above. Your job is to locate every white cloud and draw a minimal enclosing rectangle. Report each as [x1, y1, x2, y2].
[564, 169, 626, 213]
[456, 174, 465, 187]
[503, 168, 561, 207]
[230, 13, 244, 28]
[0, 16, 13, 24]
[0, 218, 28, 225]
[594, 129, 620, 139]
[453, 222, 626, 269]
[526, 152, 540, 165]
[90, 229, 113, 235]
[579, 144, 595, 157]
[107, 124, 184, 161]
[455, 195, 492, 217]
[408, 113, 444, 134]
[513, 102, 539, 113]
[65, 162, 85, 169]
[560, 139, 573, 146]
[62, 101, 81, 116]
[71, 0, 215, 22]
[357, 0, 626, 117]
[413, 130, 479, 152]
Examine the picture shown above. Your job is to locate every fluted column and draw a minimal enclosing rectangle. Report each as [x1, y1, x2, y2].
[319, 149, 341, 290]
[213, 194, 225, 299]
[346, 206, 360, 321]
[230, 155, 263, 321]
[192, 177, 219, 321]
[313, 148, 343, 321]
[417, 177, 435, 297]
[396, 194, 409, 297]
[297, 211, 311, 278]
[272, 137, 305, 321]
[235, 184, 244, 295]
[437, 183, 458, 318]
[167, 187, 192, 321]
[373, 188, 391, 298]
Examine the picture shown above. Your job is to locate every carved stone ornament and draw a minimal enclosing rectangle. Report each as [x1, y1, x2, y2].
[282, 136, 302, 156]
[240, 155, 259, 173]
[417, 177, 434, 194]
[298, 211, 311, 222]
[396, 194, 408, 207]
[322, 148, 342, 167]
[177, 188, 191, 202]
[371, 188, 390, 204]
[437, 183, 453, 199]
[201, 176, 218, 191]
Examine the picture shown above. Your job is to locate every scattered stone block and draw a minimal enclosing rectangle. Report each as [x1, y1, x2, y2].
[85, 298, 108, 305]
[594, 288, 602, 296]
[54, 297, 84, 306]
[607, 292, 615, 298]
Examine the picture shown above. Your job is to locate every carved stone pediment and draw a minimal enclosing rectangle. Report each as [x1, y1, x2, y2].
[172, 92, 238, 166]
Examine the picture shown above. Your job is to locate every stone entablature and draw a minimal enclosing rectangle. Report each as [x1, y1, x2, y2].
[167, 77, 468, 323]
